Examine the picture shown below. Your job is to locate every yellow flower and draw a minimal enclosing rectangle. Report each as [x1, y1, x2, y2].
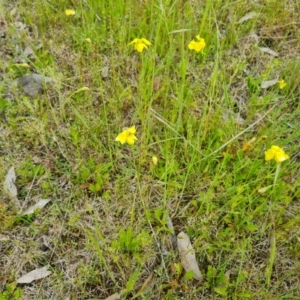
[65, 9, 75, 16]
[152, 156, 158, 165]
[115, 126, 138, 145]
[188, 35, 206, 53]
[129, 38, 151, 52]
[278, 80, 286, 89]
[265, 145, 289, 163]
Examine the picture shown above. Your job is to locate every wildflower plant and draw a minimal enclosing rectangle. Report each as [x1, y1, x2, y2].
[278, 80, 286, 89]
[65, 9, 75, 16]
[128, 38, 151, 52]
[265, 146, 289, 163]
[265, 145, 289, 187]
[188, 35, 206, 53]
[3, 0, 300, 299]
[115, 126, 138, 145]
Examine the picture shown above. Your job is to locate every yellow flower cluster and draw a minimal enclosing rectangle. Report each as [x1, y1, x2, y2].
[61, 7, 291, 190]
[128, 35, 206, 53]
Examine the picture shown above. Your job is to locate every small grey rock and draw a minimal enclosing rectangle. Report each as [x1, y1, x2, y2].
[16, 73, 52, 97]
[100, 66, 109, 78]
[24, 46, 36, 58]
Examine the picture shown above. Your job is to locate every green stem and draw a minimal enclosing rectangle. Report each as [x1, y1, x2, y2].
[273, 162, 281, 188]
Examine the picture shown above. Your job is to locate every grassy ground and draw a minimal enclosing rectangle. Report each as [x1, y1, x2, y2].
[1, 0, 300, 299]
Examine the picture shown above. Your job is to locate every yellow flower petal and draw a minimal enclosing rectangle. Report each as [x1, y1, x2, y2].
[275, 153, 289, 163]
[188, 40, 197, 50]
[126, 134, 138, 145]
[65, 9, 75, 16]
[271, 146, 281, 152]
[136, 43, 146, 52]
[128, 126, 136, 133]
[141, 38, 151, 46]
[115, 132, 127, 144]
[128, 38, 138, 45]
[265, 149, 275, 161]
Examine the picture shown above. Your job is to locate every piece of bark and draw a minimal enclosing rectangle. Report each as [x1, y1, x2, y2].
[177, 232, 203, 281]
